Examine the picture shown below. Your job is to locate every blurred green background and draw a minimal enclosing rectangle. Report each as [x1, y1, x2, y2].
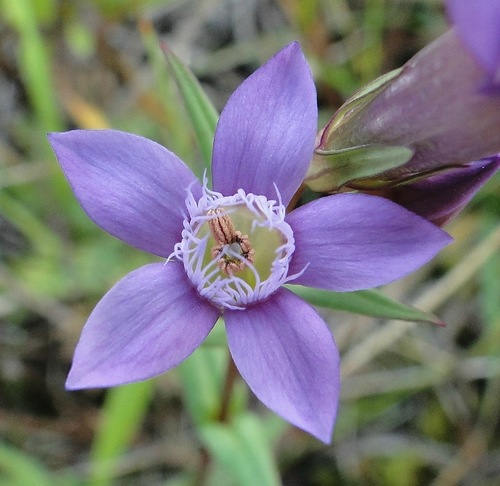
[0, 0, 499, 485]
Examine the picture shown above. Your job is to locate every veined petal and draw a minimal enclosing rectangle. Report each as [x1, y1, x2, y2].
[384, 156, 500, 226]
[212, 42, 317, 206]
[225, 288, 340, 443]
[48, 130, 201, 257]
[66, 262, 219, 389]
[287, 194, 452, 291]
[447, 0, 500, 88]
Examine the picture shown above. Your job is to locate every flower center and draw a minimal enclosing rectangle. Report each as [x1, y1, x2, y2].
[171, 183, 297, 310]
[207, 208, 255, 276]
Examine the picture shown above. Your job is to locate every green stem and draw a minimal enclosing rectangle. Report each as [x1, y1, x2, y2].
[217, 354, 239, 423]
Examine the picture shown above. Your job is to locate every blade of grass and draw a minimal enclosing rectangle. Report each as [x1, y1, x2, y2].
[2, 0, 62, 131]
[0, 191, 62, 258]
[138, 18, 193, 162]
[89, 380, 155, 486]
[160, 42, 219, 181]
[200, 413, 281, 486]
[0, 443, 71, 486]
[287, 285, 443, 325]
[177, 344, 227, 424]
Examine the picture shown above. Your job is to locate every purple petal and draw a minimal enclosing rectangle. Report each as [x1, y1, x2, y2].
[211, 42, 317, 206]
[447, 0, 500, 88]
[66, 262, 219, 389]
[48, 130, 201, 257]
[385, 156, 500, 226]
[287, 194, 452, 291]
[225, 288, 340, 443]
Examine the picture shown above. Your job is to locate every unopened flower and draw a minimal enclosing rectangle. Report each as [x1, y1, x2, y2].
[307, 30, 500, 192]
[48, 43, 451, 443]
[370, 156, 500, 227]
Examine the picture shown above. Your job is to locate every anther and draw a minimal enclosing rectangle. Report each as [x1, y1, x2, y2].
[207, 209, 255, 275]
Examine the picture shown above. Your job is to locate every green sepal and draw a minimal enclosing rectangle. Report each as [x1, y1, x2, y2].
[306, 67, 413, 192]
[306, 143, 414, 191]
[323, 67, 402, 138]
[161, 44, 219, 181]
[287, 285, 443, 326]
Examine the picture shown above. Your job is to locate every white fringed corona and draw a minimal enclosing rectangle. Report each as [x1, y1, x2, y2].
[171, 182, 300, 310]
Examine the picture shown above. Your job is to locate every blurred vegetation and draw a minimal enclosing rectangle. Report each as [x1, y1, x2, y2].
[0, 0, 499, 485]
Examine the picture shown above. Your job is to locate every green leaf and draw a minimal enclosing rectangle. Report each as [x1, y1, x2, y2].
[287, 285, 443, 325]
[200, 413, 281, 486]
[477, 218, 500, 352]
[177, 337, 227, 424]
[89, 380, 155, 486]
[0, 191, 62, 258]
[2, 0, 62, 131]
[161, 44, 219, 181]
[0, 443, 70, 486]
[306, 143, 414, 191]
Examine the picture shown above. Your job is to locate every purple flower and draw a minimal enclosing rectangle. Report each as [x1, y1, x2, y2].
[374, 156, 500, 226]
[447, 0, 500, 91]
[48, 43, 451, 443]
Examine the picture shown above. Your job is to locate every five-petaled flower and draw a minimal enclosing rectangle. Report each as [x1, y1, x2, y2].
[48, 43, 451, 443]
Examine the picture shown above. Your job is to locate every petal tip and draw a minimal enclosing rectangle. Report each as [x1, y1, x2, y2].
[46, 130, 66, 147]
[65, 368, 90, 391]
[304, 415, 335, 444]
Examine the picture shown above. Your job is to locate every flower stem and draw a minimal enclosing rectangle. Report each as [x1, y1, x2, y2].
[218, 353, 239, 422]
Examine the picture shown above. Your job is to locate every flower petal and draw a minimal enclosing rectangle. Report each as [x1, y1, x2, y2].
[287, 193, 452, 291]
[211, 42, 317, 206]
[384, 156, 500, 226]
[48, 130, 201, 257]
[66, 262, 219, 389]
[447, 0, 500, 88]
[225, 288, 340, 443]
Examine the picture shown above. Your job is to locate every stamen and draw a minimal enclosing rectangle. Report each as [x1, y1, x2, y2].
[207, 209, 255, 275]
[173, 183, 296, 310]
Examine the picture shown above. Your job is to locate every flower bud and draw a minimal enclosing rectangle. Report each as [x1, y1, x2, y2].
[307, 30, 500, 191]
[366, 156, 500, 227]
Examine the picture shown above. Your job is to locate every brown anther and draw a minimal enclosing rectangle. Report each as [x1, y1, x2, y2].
[207, 209, 255, 275]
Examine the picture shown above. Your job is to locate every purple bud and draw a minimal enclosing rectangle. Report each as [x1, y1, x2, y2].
[373, 156, 500, 227]
[311, 30, 500, 188]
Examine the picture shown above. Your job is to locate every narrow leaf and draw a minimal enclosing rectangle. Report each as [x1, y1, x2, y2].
[3, 0, 62, 131]
[177, 343, 227, 424]
[0, 443, 54, 486]
[161, 43, 219, 181]
[287, 285, 443, 325]
[200, 413, 281, 486]
[89, 380, 155, 486]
